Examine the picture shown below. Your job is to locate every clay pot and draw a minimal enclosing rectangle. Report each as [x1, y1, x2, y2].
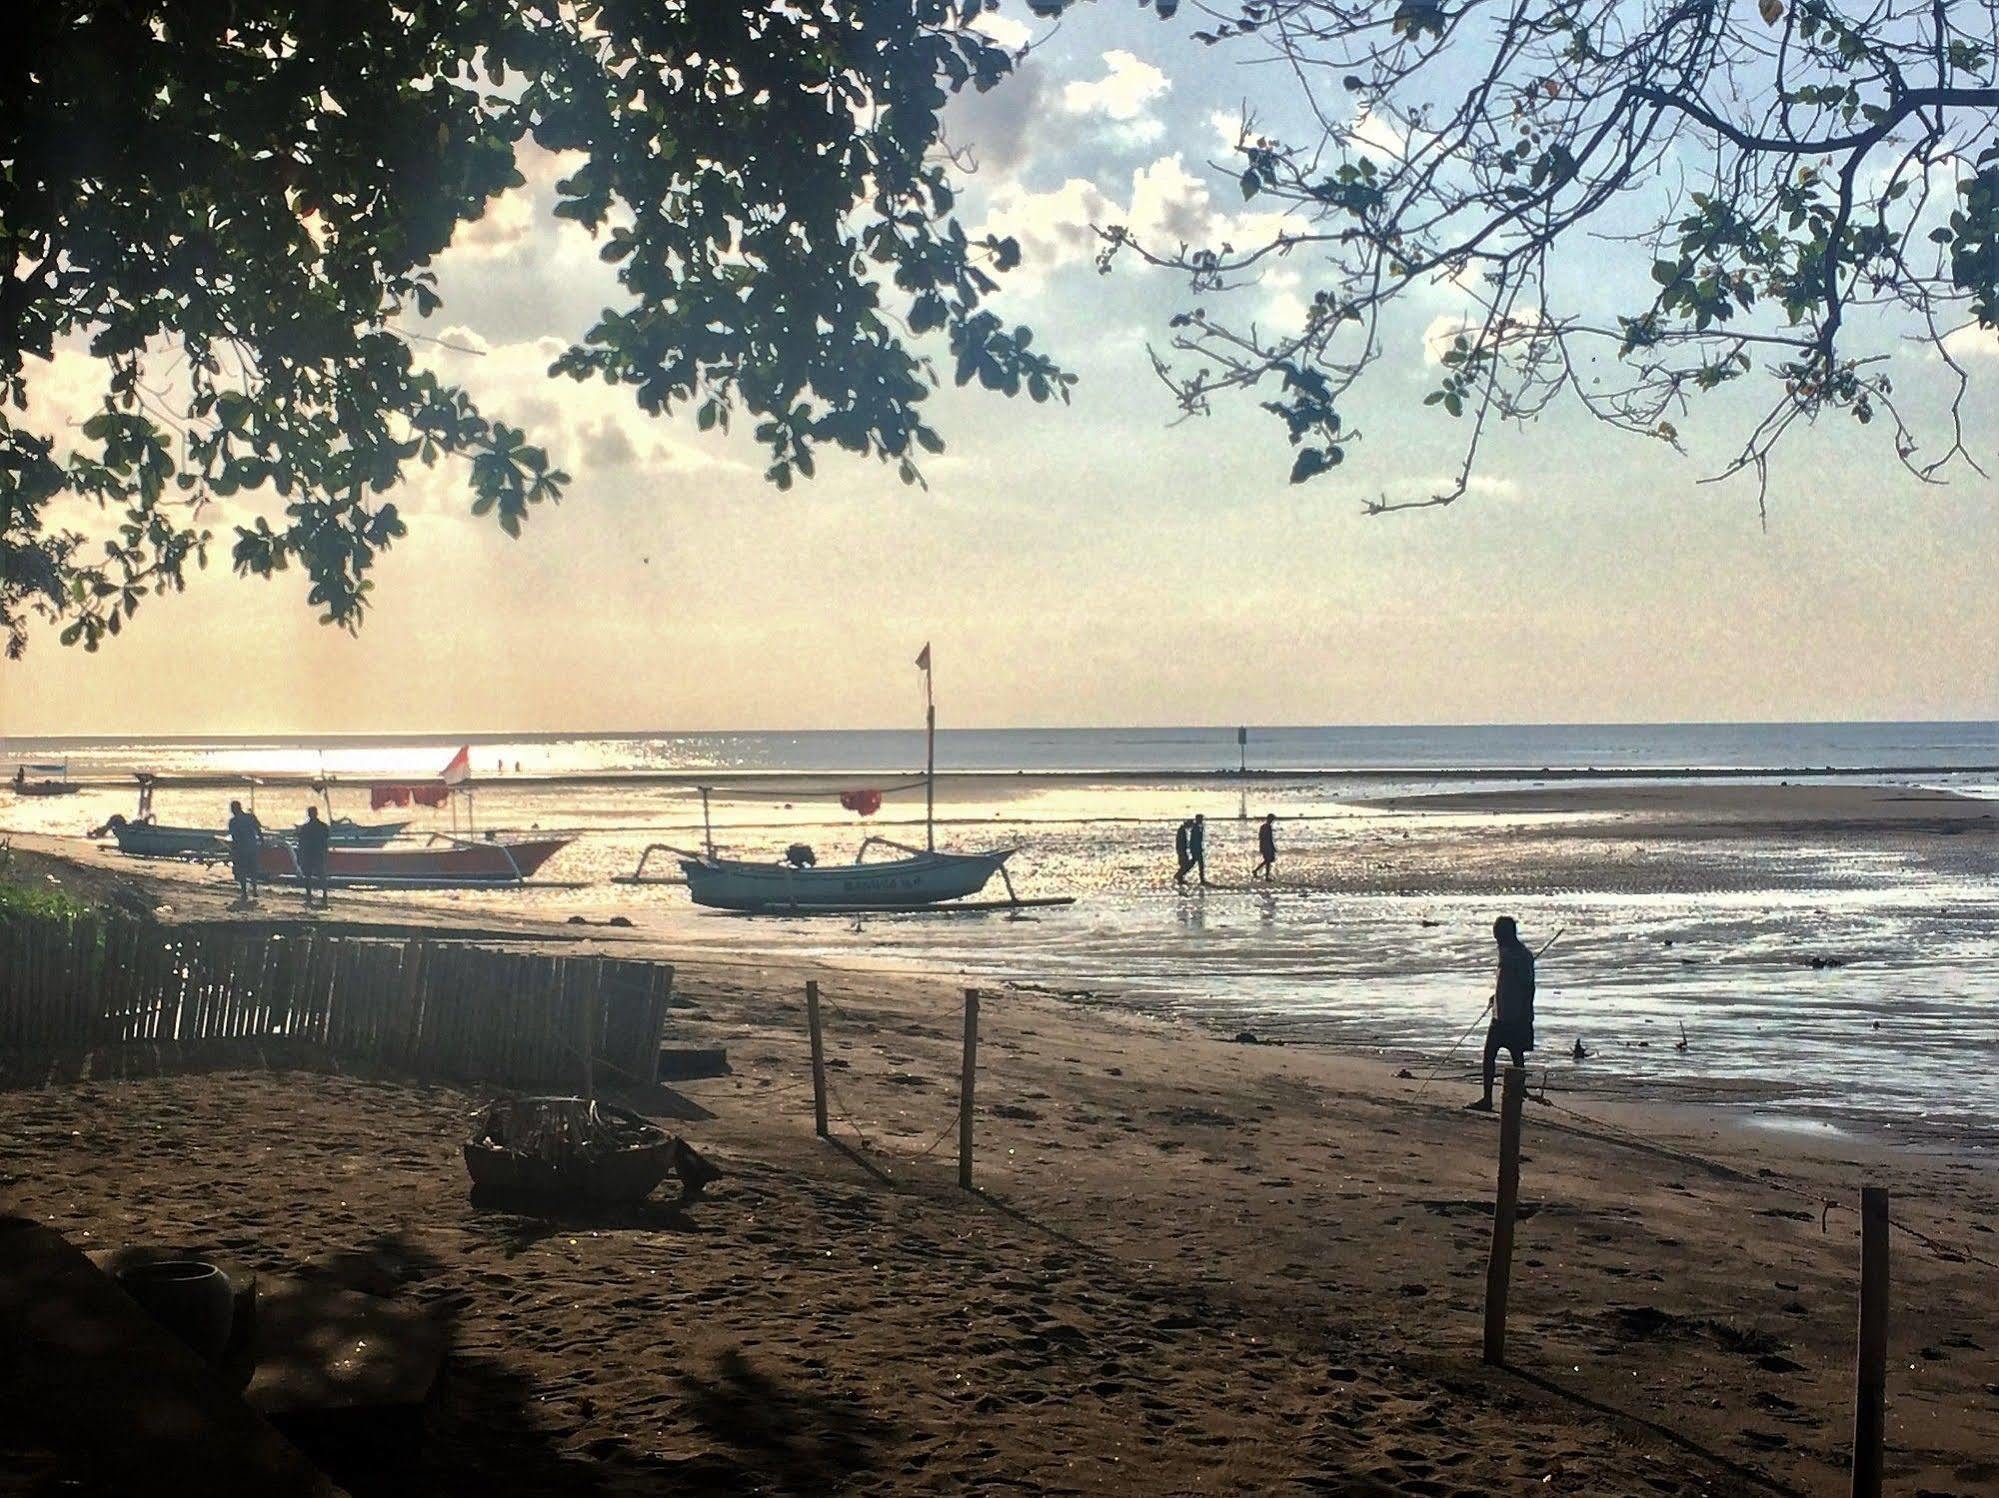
[116, 1258, 235, 1365]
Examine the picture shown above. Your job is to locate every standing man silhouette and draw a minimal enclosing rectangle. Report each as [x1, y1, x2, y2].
[1467, 916, 1536, 1111]
[226, 799, 263, 905]
[296, 805, 332, 909]
[1173, 818, 1194, 886]
[1189, 813, 1208, 887]
[1253, 813, 1277, 880]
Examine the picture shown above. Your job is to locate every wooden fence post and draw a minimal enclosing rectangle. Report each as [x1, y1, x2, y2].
[1852, 1186, 1889, 1498]
[577, 958, 602, 1100]
[1482, 1064, 1527, 1366]
[959, 988, 980, 1190]
[805, 980, 829, 1138]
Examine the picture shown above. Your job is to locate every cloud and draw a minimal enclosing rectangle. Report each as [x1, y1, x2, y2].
[1349, 109, 1408, 161]
[1940, 321, 1999, 360]
[448, 184, 536, 259]
[943, 52, 1049, 175]
[1422, 314, 1473, 364]
[413, 333, 750, 489]
[1420, 308, 1552, 364]
[978, 153, 1304, 295]
[969, 11, 1033, 52]
[1062, 50, 1169, 143]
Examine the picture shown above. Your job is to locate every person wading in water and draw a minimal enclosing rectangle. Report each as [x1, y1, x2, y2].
[1467, 915, 1535, 1111]
[1253, 813, 1277, 880]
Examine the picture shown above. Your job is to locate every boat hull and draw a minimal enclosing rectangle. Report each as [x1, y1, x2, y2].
[107, 818, 411, 860]
[258, 837, 571, 888]
[111, 823, 228, 860]
[679, 849, 1011, 912]
[12, 783, 78, 797]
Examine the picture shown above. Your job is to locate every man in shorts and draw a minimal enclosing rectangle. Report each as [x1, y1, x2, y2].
[1467, 915, 1535, 1111]
[226, 799, 263, 905]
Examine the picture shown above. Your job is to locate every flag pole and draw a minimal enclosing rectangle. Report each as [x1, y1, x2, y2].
[918, 643, 935, 851]
[925, 658, 935, 852]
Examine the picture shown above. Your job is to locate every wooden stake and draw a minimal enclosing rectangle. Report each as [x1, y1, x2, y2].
[1482, 1064, 1526, 1366]
[958, 987, 979, 1190]
[1852, 1186, 1889, 1498]
[805, 980, 829, 1137]
[577, 958, 602, 1100]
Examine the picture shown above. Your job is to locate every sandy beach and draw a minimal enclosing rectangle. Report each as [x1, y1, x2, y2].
[3, 785, 1997, 1495]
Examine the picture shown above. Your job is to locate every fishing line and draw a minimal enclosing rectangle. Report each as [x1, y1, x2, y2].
[1412, 926, 1564, 1099]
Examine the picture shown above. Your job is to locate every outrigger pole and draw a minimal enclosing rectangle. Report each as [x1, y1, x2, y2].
[918, 641, 935, 851]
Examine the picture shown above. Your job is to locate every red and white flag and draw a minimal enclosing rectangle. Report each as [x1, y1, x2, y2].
[440, 745, 472, 785]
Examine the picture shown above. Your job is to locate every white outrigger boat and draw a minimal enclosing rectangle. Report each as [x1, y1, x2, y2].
[619, 647, 1071, 916]
[677, 836, 1017, 913]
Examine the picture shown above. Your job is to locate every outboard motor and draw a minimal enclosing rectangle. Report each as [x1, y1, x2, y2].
[785, 843, 817, 868]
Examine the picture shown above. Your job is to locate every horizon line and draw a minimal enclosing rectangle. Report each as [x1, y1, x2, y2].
[3, 715, 1995, 745]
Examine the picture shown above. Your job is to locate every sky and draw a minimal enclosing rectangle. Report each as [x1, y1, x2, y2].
[5, 6, 1996, 736]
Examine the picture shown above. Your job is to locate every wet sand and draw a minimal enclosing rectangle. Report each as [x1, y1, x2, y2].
[4, 827, 1998, 1494]
[1370, 782, 1997, 836]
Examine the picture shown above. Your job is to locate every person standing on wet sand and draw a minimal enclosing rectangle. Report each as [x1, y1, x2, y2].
[1467, 915, 1535, 1111]
[226, 799, 263, 904]
[1173, 818, 1195, 886]
[1253, 813, 1277, 880]
[1188, 813, 1208, 887]
[296, 805, 332, 909]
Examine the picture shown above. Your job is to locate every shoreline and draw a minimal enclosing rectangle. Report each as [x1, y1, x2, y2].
[3, 888, 1995, 1493]
[7, 822, 1994, 1157]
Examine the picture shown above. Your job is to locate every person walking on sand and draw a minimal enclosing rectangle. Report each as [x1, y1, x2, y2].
[1253, 813, 1277, 880]
[226, 799, 263, 904]
[1188, 813, 1208, 887]
[296, 805, 332, 909]
[1173, 817, 1195, 886]
[1467, 915, 1535, 1111]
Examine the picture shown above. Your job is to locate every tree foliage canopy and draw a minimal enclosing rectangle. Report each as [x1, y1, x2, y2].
[1, 1, 1067, 656]
[1102, 0, 1999, 509]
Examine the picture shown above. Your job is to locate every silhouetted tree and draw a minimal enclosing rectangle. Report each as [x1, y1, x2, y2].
[1096, 0, 1999, 511]
[1, 2, 1066, 655]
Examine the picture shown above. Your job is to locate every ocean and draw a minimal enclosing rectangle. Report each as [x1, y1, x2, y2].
[7, 719, 1999, 781]
[5, 721, 1995, 1137]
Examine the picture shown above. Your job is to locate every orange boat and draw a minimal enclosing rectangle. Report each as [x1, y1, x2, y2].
[256, 835, 571, 889]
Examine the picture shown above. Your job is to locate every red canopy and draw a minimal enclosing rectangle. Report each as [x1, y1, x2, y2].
[838, 789, 883, 817]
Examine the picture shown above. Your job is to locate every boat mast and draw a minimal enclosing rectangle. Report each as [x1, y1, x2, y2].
[918, 642, 935, 851]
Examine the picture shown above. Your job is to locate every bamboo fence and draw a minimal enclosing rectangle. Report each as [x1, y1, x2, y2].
[0, 912, 672, 1091]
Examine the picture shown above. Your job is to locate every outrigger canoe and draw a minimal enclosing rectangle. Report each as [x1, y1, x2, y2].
[679, 843, 1013, 912]
[258, 835, 572, 889]
[99, 815, 411, 861]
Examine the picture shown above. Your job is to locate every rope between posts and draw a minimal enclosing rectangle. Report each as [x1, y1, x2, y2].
[819, 1068, 960, 1168]
[1531, 1090, 1999, 1273]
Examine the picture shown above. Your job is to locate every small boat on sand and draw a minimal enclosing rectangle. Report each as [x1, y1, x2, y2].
[257, 834, 572, 889]
[654, 647, 1063, 915]
[97, 814, 410, 860]
[680, 839, 1014, 912]
[11, 763, 77, 797]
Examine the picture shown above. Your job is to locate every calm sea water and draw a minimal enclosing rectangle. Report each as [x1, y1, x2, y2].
[6, 720, 1997, 780]
[5, 722, 1995, 1137]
